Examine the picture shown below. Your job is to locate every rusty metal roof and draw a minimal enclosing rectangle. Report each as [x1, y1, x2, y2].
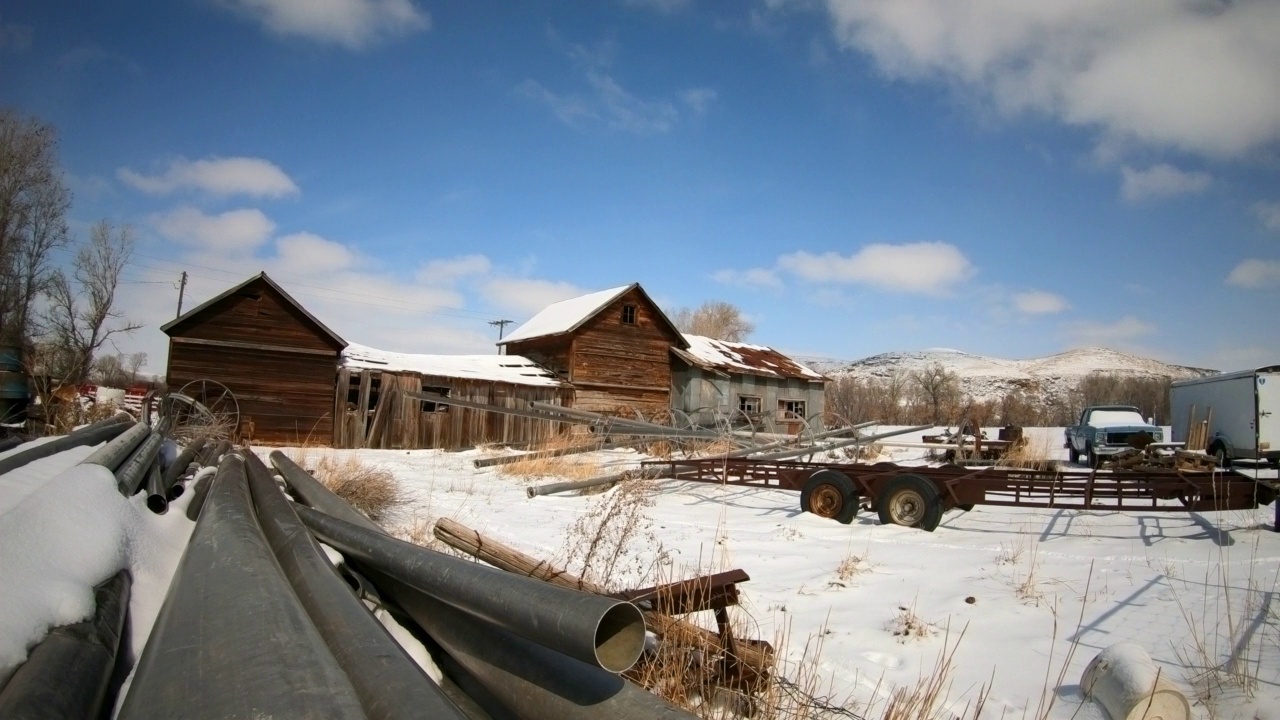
[674, 334, 825, 383]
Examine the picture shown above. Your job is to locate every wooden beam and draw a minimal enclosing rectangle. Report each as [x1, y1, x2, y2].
[572, 380, 670, 393]
[169, 336, 338, 356]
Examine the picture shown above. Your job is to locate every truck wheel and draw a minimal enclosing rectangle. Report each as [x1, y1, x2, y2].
[1068, 445, 1080, 464]
[877, 474, 942, 532]
[1087, 444, 1102, 470]
[1211, 443, 1232, 469]
[800, 470, 859, 524]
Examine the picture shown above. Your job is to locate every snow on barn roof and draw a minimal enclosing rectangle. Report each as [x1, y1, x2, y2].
[675, 334, 825, 382]
[341, 343, 567, 387]
[497, 285, 635, 345]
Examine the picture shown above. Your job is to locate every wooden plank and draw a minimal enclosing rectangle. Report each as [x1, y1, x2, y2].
[365, 373, 395, 448]
[170, 336, 338, 357]
[572, 380, 671, 393]
[334, 367, 350, 447]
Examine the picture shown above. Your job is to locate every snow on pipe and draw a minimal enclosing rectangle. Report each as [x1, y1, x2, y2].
[269, 450, 387, 535]
[81, 422, 151, 476]
[1081, 643, 1189, 720]
[113, 419, 169, 498]
[0, 419, 135, 477]
[0, 569, 131, 720]
[294, 505, 647, 674]
[242, 453, 469, 720]
[117, 453, 367, 720]
[370, 571, 697, 720]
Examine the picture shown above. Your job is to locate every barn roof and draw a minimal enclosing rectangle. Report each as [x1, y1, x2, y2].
[341, 343, 568, 388]
[160, 272, 347, 349]
[497, 282, 687, 348]
[673, 334, 825, 382]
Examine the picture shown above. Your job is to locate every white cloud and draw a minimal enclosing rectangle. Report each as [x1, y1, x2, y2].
[1063, 315, 1156, 345]
[151, 206, 275, 253]
[1253, 201, 1280, 231]
[824, 0, 1280, 159]
[1226, 259, 1280, 289]
[220, 0, 429, 49]
[119, 156, 299, 198]
[1013, 290, 1069, 315]
[623, 0, 690, 13]
[777, 242, 974, 295]
[711, 267, 783, 290]
[417, 255, 491, 284]
[275, 232, 358, 275]
[679, 88, 718, 115]
[1119, 164, 1211, 203]
[482, 278, 588, 315]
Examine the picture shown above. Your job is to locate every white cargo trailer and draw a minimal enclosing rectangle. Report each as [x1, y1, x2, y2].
[1170, 366, 1280, 467]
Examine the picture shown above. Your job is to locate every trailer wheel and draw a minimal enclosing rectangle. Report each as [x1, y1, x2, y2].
[877, 474, 942, 531]
[800, 470, 859, 524]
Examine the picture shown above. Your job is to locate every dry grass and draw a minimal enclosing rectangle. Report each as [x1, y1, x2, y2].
[292, 452, 406, 523]
[886, 603, 938, 643]
[557, 477, 657, 591]
[999, 435, 1055, 470]
[493, 433, 606, 482]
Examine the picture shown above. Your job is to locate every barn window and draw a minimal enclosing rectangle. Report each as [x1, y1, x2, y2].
[621, 305, 637, 324]
[738, 395, 761, 414]
[420, 386, 450, 413]
[778, 399, 806, 420]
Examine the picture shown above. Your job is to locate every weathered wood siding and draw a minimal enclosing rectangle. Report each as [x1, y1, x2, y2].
[568, 287, 679, 415]
[672, 365, 826, 433]
[164, 279, 341, 444]
[335, 369, 573, 450]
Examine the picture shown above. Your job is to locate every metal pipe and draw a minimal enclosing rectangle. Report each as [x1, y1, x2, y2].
[116, 454, 366, 720]
[752, 424, 934, 462]
[244, 453, 467, 720]
[270, 450, 385, 534]
[162, 437, 206, 488]
[183, 466, 217, 522]
[81, 422, 151, 475]
[197, 438, 231, 467]
[0, 420, 134, 477]
[371, 572, 696, 720]
[0, 436, 22, 453]
[717, 422, 872, 459]
[294, 505, 645, 674]
[527, 466, 667, 498]
[408, 391, 576, 426]
[144, 460, 168, 514]
[0, 570, 131, 720]
[113, 421, 168, 497]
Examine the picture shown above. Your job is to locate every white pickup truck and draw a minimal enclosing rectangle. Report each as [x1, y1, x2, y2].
[1064, 405, 1163, 468]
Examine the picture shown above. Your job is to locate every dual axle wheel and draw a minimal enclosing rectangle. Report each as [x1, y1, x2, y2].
[799, 470, 947, 532]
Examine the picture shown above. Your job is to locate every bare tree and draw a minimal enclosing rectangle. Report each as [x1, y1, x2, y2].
[670, 300, 754, 342]
[0, 109, 71, 345]
[91, 350, 150, 388]
[40, 221, 140, 385]
[912, 362, 961, 424]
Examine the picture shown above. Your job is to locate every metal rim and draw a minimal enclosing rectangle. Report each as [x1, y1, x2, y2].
[808, 483, 846, 518]
[887, 488, 926, 526]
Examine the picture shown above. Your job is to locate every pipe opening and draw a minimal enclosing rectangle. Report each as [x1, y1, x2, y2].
[593, 602, 646, 673]
[167, 483, 185, 500]
[146, 493, 169, 515]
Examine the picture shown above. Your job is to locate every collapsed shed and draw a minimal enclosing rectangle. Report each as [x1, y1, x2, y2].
[672, 334, 826, 434]
[498, 283, 688, 417]
[335, 343, 573, 450]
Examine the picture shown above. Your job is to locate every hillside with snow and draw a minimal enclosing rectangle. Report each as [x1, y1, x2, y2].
[804, 347, 1216, 402]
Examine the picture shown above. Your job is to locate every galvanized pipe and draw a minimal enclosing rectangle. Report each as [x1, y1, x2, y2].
[752, 424, 934, 462]
[0, 570, 131, 720]
[372, 572, 697, 720]
[81, 422, 151, 475]
[244, 453, 467, 720]
[113, 420, 169, 497]
[117, 454, 366, 720]
[0, 419, 134, 477]
[144, 461, 168, 514]
[183, 466, 217, 522]
[162, 437, 206, 489]
[295, 505, 646, 674]
[527, 466, 668, 498]
[270, 450, 385, 534]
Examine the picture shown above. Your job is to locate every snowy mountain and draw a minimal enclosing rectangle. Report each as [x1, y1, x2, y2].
[802, 347, 1216, 403]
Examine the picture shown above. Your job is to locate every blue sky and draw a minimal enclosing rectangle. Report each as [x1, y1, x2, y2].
[2, 0, 1278, 372]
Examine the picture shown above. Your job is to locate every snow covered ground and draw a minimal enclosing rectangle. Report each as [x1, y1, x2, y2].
[271, 427, 1279, 720]
[1, 427, 1276, 719]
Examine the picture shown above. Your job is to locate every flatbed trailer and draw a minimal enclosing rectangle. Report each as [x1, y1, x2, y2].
[645, 458, 1279, 532]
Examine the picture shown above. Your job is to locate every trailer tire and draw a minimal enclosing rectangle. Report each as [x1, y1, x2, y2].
[800, 470, 859, 524]
[877, 474, 942, 532]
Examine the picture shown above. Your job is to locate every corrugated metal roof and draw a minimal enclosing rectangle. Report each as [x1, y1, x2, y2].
[676, 334, 825, 382]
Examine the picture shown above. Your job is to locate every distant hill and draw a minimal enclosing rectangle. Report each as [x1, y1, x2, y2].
[800, 347, 1217, 403]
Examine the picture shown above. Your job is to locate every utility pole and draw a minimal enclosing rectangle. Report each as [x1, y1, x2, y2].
[488, 319, 514, 342]
[175, 271, 188, 319]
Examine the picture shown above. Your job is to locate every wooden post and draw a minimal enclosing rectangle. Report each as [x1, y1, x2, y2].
[356, 370, 373, 449]
[334, 367, 350, 447]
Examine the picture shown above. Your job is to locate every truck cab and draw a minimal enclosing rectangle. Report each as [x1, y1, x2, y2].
[1064, 405, 1163, 468]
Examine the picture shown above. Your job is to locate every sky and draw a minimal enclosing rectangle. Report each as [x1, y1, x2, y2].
[1, 0, 1278, 375]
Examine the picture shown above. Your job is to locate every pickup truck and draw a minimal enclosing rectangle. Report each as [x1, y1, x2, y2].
[1064, 405, 1164, 468]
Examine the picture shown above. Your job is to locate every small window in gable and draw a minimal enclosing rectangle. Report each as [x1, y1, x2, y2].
[621, 305, 637, 324]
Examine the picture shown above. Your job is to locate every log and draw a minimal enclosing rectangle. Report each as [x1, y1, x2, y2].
[432, 518, 773, 674]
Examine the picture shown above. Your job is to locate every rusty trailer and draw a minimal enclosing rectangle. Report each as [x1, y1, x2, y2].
[646, 458, 1279, 532]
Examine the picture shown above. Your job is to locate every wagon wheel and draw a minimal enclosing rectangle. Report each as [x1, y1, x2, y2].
[644, 407, 692, 458]
[800, 470, 859, 524]
[166, 380, 240, 442]
[876, 474, 942, 532]
[715, 408, 757, 447]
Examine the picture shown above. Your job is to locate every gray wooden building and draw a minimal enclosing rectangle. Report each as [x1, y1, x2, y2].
[670, 334, 826, 434]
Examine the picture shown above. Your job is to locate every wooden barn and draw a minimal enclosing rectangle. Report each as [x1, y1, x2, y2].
[334, 343, 573, 450]
[161, 272, 346, 444]
[671, 334, 827, 434]
[498, 284, 688, 416]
